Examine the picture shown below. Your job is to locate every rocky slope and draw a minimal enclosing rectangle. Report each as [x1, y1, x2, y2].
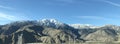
[0, 19, 120, 44]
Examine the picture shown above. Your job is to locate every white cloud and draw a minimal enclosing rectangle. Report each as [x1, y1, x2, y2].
[76, 16, 112, 20]
[0, 13, 16, 21]
[0, 12, 28, 21]
[43, 0, 81, 6]
[0, 5, 14, 10]
[102, 0, 120, 7]
[55, 0, 74, 3]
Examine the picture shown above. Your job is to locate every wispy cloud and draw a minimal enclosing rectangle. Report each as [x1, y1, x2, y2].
[0, 5, 14, 10]
[44, 0, 81, 6]
[75, 16, 112, 20]
[0, 12, 29, 21]
[55, 0, 74, 3]
[0, 13, 16, 21]
[102, 0, 120, 7]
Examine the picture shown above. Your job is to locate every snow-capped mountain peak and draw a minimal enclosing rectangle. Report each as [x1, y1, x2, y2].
[38, 19, 65, 28]
[40, 19, 60, 23]
[40, 19, 63, 25]
[69, 24, 99, 29]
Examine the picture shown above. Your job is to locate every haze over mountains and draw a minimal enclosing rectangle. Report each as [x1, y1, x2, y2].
[0, 19, 120, 44]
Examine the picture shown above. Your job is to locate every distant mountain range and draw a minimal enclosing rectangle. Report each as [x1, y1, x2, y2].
[0, 19, 120, 44]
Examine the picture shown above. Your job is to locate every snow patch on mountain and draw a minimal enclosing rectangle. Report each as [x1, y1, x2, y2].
[38, 19, 66, 28]
[69, 24, 100, 29]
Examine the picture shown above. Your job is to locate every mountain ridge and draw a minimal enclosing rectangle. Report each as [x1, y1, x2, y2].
[0, 19, 120, 44]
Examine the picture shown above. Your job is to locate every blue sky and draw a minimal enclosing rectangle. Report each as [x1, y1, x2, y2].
[0, 0, 120, 26]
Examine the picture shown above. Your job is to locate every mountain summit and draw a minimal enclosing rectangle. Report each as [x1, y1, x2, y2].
[70, 24, 99, 29]
[37, 19, 68, 29]
[38, 19, 64, 26]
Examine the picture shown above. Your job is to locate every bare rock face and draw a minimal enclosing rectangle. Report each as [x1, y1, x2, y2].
[41, 28, 81, 43]
[83, 29, 117, 42]
[40, 36, 54, 43]
[0, 24, 83, 44]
